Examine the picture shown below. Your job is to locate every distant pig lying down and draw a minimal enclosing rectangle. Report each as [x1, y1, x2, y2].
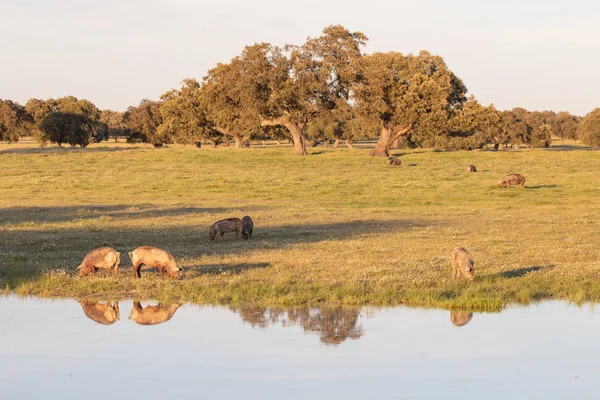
[128, 246, 183, 279]
[77, 247, 120, 277]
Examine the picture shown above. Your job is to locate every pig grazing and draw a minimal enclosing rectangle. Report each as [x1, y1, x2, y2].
[129, 302, 180, 325]
[77, 247, 120, 277]
[128, 246, 183, 279]
[386, 156, 402, 166]
[79, 300, 120, 325]
[498, 173, 526, 188]
[450, 311, 473, 327]
[209, 218, 244, 241]
[466, 165, 477, 172]
[451, 247, 475, 280]
[242, 216, 254, 239]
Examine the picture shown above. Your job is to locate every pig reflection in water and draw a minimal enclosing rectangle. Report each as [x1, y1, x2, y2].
[128, 302, 181, 326]
[450, 311, 473, 327]
[231, 306, 363, 345]
[79, 301, 120, 325]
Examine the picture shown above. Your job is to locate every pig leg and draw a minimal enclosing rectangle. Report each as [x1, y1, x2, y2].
[159, 267, 164, 280]
[133, 262, 142, 278]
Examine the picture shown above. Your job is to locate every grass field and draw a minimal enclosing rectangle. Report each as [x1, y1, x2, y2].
[1, 140, 600, 311]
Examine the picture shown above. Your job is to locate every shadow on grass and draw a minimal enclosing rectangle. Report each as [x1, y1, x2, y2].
[542, 145, 595, 152]
[526, 185, 557, 190]
[0, 204, 260, 225]
[486, 265, 555, 280]
[0, 146, 148, 155]
[0, 206, 428, 290]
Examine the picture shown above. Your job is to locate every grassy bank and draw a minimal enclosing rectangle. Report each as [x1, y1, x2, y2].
[1, 141, 600, 311]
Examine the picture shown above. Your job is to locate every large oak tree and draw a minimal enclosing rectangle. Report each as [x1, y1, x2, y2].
[210, 25, 366, 155]
[355, 51, 467, 156]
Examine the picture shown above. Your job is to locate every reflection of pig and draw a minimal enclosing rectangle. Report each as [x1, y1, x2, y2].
[128, 246, 183, 279]
[128, 302, 180, 325]
[79, 301, 120, 325]
[241, 216, 254, 240]
[209, 218, 243, 241]
[451, 247, 475, 281]
[450, 311, 473, 327]
[77, 247, 120, 277]
[498, 173, 525, 188]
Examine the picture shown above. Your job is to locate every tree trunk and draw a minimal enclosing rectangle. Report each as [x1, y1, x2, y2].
[234, 135, 244, 148]
[262, 117, 307, 156]
[277, 139, 281, 146]
[310, 140, 320, 147]
[391, 137, 403, 149]
[291, 127, 307, 155]
[371, 123, 411, 156]
[333, 139, 340, 148]
[345, 139, 353, 148]
[371, 126, 393, 156]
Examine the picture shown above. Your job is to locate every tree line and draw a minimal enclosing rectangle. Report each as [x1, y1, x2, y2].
[1, 25, 599, 153]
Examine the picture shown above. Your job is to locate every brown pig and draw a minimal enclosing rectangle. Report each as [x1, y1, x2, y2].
[79, 300, 120, 325]
[498, 173, 526, 188]
[128, 246, 183, 279]
[129, 301, 180, 325]
[386, 156, 402, 166]
[466, 165, 477, 172]
[209, 218, 243, 241]
[450, 311, 473, 327]
[77, 247, 120, 277]
[451, 247, 475, 281]
[241, 216, 254, 240]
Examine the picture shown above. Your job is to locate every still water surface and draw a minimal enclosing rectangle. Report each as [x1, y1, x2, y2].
[1, 297, 599, 399]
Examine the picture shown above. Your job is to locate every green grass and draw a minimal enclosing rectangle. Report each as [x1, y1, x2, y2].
[1, 140, 600, 311]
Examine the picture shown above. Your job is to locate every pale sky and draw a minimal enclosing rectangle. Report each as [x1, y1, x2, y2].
[1, 0, 598, 115]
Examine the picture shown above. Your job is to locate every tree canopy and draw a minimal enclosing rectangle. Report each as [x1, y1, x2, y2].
[1, 25, 590, 153]
[355, 51, 468, 156]
[124, 99, 165, 146]
[577, 108, 600, 149]
[0, 100, 32, 143]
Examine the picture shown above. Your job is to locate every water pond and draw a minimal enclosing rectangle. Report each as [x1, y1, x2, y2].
[1, 297, 599, 399]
